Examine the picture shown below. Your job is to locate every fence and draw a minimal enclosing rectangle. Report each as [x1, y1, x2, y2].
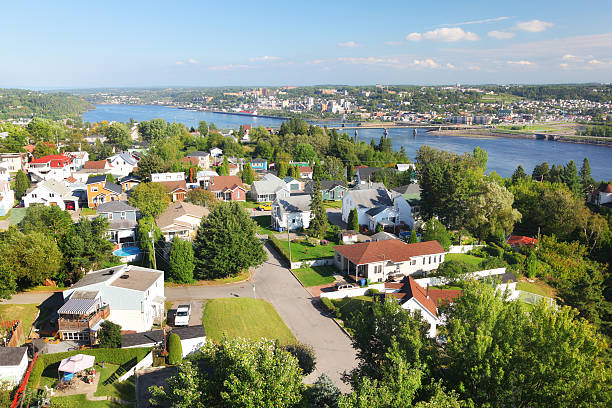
[414, 268, 506, 287]
[0, 320, 23, 347]
[447, 244, 485, 253]
[290, 258, 334, 270]
[117, 351, 153, 383]
[515, 290, 556, 307]
[320, 283, 385, 300]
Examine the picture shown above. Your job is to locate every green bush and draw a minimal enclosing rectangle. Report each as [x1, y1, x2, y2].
[366, 288, 380, 296]
[268, 234, 291, 264]
[29, 347, 150, 389]
[483, 243, 504, 258]
[283, 343, 316, 375]
[98, 320, 122, 348]
[167, 333, 182, 365]
[503, 251, 525, 265]
[320, 297, 337, 316]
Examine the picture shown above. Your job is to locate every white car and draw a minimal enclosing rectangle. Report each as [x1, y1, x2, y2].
[174, 304, 191, 326]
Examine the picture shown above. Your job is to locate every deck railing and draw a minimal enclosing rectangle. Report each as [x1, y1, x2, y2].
[58, 305, 110, 330]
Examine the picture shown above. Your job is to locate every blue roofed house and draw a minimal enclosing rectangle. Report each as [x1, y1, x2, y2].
[96, 201, 139, 244]
[250, 158, 268, 171]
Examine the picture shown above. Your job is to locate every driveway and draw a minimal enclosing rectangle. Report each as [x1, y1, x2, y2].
[166, 242, 357, 391]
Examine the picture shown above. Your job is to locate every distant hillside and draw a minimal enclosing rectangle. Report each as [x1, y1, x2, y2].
[0, 89, 93, 120]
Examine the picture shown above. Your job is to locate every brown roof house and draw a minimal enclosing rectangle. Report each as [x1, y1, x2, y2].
[156, 201, 209, 242]
[208, 175, 246, 201]
[333, 239, 445, 283]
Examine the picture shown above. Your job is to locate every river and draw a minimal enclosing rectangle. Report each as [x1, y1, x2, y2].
[83, 104, 612, 181]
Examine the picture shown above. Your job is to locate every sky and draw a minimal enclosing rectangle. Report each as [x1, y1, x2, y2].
[1, 0, 612, 88]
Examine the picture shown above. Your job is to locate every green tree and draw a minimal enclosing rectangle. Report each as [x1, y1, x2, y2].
[139, 119, 168, 144]
[98, 320, 122, 348]
[561, 160, 582, 194]
[472, 146, 488, 170]
[32, 142, 57, 158]
[137, 216, 163, 269]
[149, 360, 204, 408]
[283, 343, 316, 376]
[464, 180, 521, 240]
[168, 333, 183, 365]
[443, 282, 610, 408]
[347, 163, 354, 183]
[104, 122, 132, 150]
[194, 337, 304, 408]
[309, 180, 329, 239]
[532, 162, 549, 181]
[408, 229, 419, 243]
[241, 162, 255, 184]
[168, 237, 195, 283]
[136, 153, 167, 180]
[129, 182, 170, 217]
[0, 263, 17, 300]
[293, 143, 318, 162]
[19, 205, 73, 240]
[193, 202, 266, 279]
[197, 120, 208, 137]
[348, 208, 359, 232]
[579, 157, 594, 192]
[277, 162, 289, 178]
[511, 165, 528, 184]
[218, 157, 230, 176]
[185, 188, 216, 207]
[308, 373, 340, 408]
[421, 218, 452, 250]
[289, 165, 299, 179]
[322, 156, 345, 181]
[13, 170, 30, 200]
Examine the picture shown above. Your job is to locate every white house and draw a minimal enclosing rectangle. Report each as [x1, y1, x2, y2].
[0, 167, 14, 216]
[333, 239, 446, 282]
[66, 151, 90, 172]
[96, 201, 139, 244]
[250, 173, 290, 202]
[186, 151, 212, 169]
[155, 201, 209, 242]
[107, 152, 139, 177]
[342, 187, 393, 226]
[172, 325, 207, 357]
[595, 184, 612, 205]
[196, 170, 219, 189]
[0, 347, 29, 385]
[22, 179, 80, 210]
[271, 195, 313, 231]
[61, 265, 165, 336]
[151, 172, 185, 183]
[0, 152, 27, 172]
[27, 154, 72, 181]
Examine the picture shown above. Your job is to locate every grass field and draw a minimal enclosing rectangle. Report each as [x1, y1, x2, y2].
[274, 239, 336, 261]
[8, 207, 26, 225]
[252, 215, 279, 235]
[49, 394, 130, 407]
[293, 266, 337, 287]
[240, 200, 262, 209]
[517, 280, 555, 298]
[323, 201, 343, 209]
[0, 304, 39, 344]
[481, 93, 522, 103]
[80, 207, 98, 216]
[444, 253, 484, 267]
[202, 298, 296, 345]
[94, 363, 136, 401]
[164, 269, 250, 287]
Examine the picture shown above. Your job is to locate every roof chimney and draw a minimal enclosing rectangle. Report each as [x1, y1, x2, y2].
[426, 283, 430, 299]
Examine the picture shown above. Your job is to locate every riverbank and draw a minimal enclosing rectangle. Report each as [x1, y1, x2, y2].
[428, 129, 612, 147]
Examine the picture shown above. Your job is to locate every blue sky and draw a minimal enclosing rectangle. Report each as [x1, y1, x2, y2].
[2, 0, 611, 88]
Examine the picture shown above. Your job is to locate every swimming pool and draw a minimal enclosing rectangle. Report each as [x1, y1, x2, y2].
[113, 246, 141, 257]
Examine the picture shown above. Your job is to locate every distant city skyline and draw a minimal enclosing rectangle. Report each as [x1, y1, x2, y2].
[2, 0, 611, 88]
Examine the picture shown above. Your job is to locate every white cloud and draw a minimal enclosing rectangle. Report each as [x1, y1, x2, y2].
[338, 57, 400, 66]
[249, 56, 280, 62]
[208, 64, 250, 71]
[588, 59, 612, 67]
[516, 19, 553, 32]
[488, 30, 515, 40]
[440, 16, 508, 27]
[467, 65, 481, 71]
[413, 59, 441, 68]
[307, 59, 325, 65]
[175, 61, 184, 65]
[187, 58, 199, 64]
[446, 63, 456, 69]
[507, 60, 534, 65]
[560, 63, 569, 68]
[338, 41, 359, 48]
[407, 28, 479, 42]
[562, 54, 578, 60]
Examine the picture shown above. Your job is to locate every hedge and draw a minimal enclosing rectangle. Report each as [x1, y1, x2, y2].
[28, 347, 151, 389]
[268, 234, 291, 265]
[167, 333, 182, 365]
[320, 297, 337, 316]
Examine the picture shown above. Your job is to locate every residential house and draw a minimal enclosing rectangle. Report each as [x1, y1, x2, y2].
[250, 158, 268, 171]
[305, 180, 348, 201]
[392, 184, 422, 219]
[338, 230, 359, 244]
[27, 154, 72, 181]
[155, 201, 209, 242]
[396, 163, 415, 172]
[371, 231, 398, 241]
[151, 172, 185, 183]
[157, 180, 188, 202]
[186, 151, 211, 169]
[0, 167, 14, 216]
[0, 347, 29, 385]
[86, 175, 124, 208]
[333, 239, 446, 282]
[208, 175, 246, 201]
[593, 184, 612, 206]
[299, 166, 313, 179]
[107, 152, 139, 177]
[355, 166, 382, 184]
[97, 201, 139, 244]
[271, 195, 312, 231]
[385, 278, 461, 337]
[180, 157, 200, 169]
[172, 325, 207, 357]
[0, 152, 27, 172]
[66, 151, 89, 172]
[61, 264, 165, 338]
[283, 177, 302, 192]
[210, 148, 223, 165]
[118, 175, 141, 192]
[196, 170, 219, 189]
[228, 163, 240, 176]
[83, 160, 113, 172]
[342, 187, 414, 232]
[22, 179, 80, 210]
[250, 174, 289, 202]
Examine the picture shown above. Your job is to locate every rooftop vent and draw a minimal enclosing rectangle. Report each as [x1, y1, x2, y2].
[120, 274, 130, 279]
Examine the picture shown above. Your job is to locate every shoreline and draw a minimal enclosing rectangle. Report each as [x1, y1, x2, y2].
[427, 129, 612, 147]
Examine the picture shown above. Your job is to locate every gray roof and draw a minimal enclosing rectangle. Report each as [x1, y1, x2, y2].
[119, 175, 141, 183]
[108, 219, 138, 231]
[40, 179, 72, 198]
[58, 298, 98, 315]
[97, 201, 137, 213]
[122, 330, 164, 348]
[0, 347, 27, 366]
[104, 182, 123, 195]
[86, 175, 107, 185]
[251, 157, 267, 163]
[371, 231, 398, 241]
[172, 325, 206, 340]
[392, 184, 421, 195]
[306, 180, 347, 193]
[187, 151, 210, 158]
[347, 188, 392, 208]
[366, 206, 388, 216]
[114, 152, 138, 166]
[274, 195, 312, 213]
[109, 266, 163, 292]
[354, 182, 386, 191]
[356, 167, 382, 180]
[252, 176, 287, 195]
[70, 265, 126, 289]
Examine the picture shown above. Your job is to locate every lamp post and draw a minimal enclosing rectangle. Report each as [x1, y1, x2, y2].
[287, 222, 292, 266]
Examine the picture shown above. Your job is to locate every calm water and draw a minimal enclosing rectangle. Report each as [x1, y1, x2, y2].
[83, 104, 611, 181]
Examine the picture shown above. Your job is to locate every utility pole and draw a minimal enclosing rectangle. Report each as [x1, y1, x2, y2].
[287, 223, 292, 267]
[149, 219, 157, 270]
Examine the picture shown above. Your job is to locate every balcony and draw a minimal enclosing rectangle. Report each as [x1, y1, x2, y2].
[58, 305, 110, 331]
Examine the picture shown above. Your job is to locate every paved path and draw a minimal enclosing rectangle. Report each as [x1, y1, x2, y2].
[166, 242, 357, 391]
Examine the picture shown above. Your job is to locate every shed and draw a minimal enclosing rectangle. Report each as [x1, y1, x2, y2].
[0, 347, 28, 385]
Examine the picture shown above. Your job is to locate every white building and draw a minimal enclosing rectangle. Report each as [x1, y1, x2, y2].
[0, 167, 14, 216]
[62, 265, 165, 334]
[151, 172, 185, 182]
[271, 195, 312, 231]
[0, 152, 27, 172]
[0, 347, 29, 385]
[66, 151, 90, 172]
[107, 152, 139, 177]
[22, 179, 80, 210]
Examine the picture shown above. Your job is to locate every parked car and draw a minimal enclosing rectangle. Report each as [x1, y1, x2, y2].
[174, 304, 191, 326]
[335, 283, 356, 291]
[258, 203, 272, 211]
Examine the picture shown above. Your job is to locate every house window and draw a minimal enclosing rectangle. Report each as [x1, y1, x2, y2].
[49, 193, 54, 197]
[91, 187, 98, 192]
[121, 212, 126, 220]
[32, 194, 37, 198]
[411, 260, 416, 265]
[237, 191, 241, 199]
[108, 213, 113, 220]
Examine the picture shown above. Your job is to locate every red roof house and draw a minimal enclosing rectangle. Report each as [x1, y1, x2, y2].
[208, 176, 246, 201]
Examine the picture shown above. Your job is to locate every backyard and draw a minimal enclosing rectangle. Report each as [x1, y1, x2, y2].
[293, 266, 337, 287]
[202, 298, 296, 345]
[444, 253, 484, 268]
[252, 215, 280, 236]
[516, 280, 556, 298]
[274, 238, 336, 261]
[0, 303, 39, 344]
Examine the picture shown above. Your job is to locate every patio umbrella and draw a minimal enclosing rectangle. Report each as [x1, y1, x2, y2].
[58, 354, 95, 373]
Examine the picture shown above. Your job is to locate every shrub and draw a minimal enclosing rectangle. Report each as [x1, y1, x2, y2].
[320, 297, 337, 316]
[503, 251, 525, 265]
[366, 288, 380, 296]
[98, 321, 122, 348]
[283, 343, 316, 375]
[268, 234, 291, 264]
[479, 257, 508, 270]
[484, 243, 504, 258]
[167, 333, 182, 365]
[307, 373, 340, 408]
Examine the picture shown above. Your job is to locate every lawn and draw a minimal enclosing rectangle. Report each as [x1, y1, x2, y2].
[164, 269, 250, 287]
[49, 394, 130, 407]
[0, 304, 39, 344]
[293, 266, 337, 287]
[8, 207, 26, 225]
[517, 280, 555, 298]
[274, 239, 336, 261]
[239, 200, 262, 209]
[80, 207, 98, 216]
[444, 253, 484, 267]
[323, 200, 343, 209]
[94, 364, 136, 401]
[202, 298, 296, 345]
[252, 215, 280, 235]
